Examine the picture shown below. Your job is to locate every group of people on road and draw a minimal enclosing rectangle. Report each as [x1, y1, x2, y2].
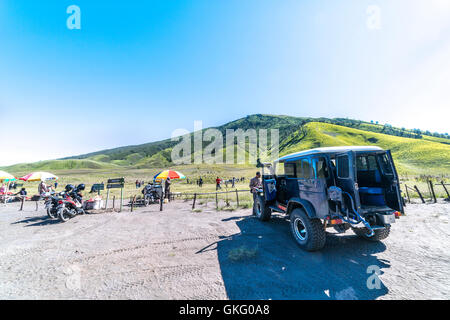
[135, 180, 145, 189]
[215, 176, 246, 190]
[0, 180, 58, 200]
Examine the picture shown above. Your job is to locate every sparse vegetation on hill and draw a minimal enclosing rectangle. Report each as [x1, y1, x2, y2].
[2, 114, 449, 176]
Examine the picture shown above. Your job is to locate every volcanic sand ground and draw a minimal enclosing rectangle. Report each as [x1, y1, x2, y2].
[0, 199, 449, 300]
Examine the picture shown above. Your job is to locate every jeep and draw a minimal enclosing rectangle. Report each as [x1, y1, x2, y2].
[254, 146, 404, 251]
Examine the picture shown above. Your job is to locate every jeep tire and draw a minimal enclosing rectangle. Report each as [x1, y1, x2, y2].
[353, 225, 391, 241]
[254, 195, 272, 221]
[290, 208, 326, 251]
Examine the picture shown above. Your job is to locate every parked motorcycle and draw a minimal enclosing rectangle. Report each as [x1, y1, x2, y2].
[43, 191, 66, 219]
[142, 183, 161, 206]
[57, 184, 86, 222]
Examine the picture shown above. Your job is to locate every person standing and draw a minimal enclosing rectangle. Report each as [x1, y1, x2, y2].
[38, 181, 49, 196]
[199, 177, 203, 188]
[231, 177, 236, 188]
[216, 177, 222, 190]
[249, 172, 262, 209]
[54, 182, 58, 189]
[164, 177, 171, 199]
[16, 188, 27, 197]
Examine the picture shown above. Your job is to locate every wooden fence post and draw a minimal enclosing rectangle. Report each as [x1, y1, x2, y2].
[119, 187, 124, 212]
[441, 181, 450, 199]
[112, 196, 115, 210]
[160, 190, 164, 211]
[405, 185, 411, 204]
[131, 195, 136, 212]
[19, 196, 24, 211]
[236, 190, 239, 207]
[105, 189, 110, 210]
[35, 200, 38, 211]
[414, 185, 425, 204]
[427, 181, 433, 202]
[215, 192, 218, 210]
[192, 193, 197, 210]
[225, 188, 229, 207]
[429, 181, 437, 203]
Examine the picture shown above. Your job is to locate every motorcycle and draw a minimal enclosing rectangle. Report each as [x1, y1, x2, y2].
[57, 185, 86, 222]
[43, 191, 65, 219]
[142, 184, 161, 206]
[57, 194, 85, 222]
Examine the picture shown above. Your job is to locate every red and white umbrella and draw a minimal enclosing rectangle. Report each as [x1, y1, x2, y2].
[20, 172, 59, 182]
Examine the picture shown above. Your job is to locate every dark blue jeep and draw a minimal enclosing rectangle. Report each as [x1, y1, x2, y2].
[254, 146, 404, 251]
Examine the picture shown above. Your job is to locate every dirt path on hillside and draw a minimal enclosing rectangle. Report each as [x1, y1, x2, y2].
[0, 200, 449, 300]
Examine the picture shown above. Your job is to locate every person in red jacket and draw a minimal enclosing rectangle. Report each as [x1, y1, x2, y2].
[216, 177, 222, 190]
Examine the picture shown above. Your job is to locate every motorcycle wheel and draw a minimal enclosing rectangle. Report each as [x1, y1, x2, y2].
[58, 208, 71, 222]
[47, 207, 58, 219]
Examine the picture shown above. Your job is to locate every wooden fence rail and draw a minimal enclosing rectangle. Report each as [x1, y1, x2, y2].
[404, 180, 450, 203]
[188, 189, 251, 210]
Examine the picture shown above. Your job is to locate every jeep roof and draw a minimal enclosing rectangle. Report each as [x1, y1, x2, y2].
[276, 146, 384, 163]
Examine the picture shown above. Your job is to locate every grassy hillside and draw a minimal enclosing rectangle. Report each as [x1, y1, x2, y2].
[2, 115, 449, 176]
[281, 122, 450, 175]
[2, 159, 118, 173]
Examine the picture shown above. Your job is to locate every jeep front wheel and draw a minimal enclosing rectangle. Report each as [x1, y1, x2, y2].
[290, 208, 326, 251]
[254, 195, 272, 221]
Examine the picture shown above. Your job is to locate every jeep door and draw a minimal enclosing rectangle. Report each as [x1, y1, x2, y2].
[297, 157, 329, 218]
[335, 151, 361, 211]
[380, 151, 404, 213]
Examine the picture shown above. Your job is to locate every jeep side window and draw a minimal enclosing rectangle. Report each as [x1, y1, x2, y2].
[300, 159, 312, 179]
[356, 156, 368, 171]
[284, 162, 296, 178]
[337, 155, 349, 178]
[367, 155, 378, 170]
[357, 155, 378, 171]
[313, 157, 329, 179]
[378, 153, 393, 174]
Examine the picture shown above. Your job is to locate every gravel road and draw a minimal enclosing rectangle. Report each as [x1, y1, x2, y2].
[0, 200, 448, 300]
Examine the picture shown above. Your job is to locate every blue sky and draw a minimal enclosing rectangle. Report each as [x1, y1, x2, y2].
[0, 0, 449, 166]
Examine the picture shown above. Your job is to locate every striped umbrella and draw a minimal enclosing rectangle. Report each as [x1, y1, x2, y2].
[0, 170, 16, 182]
[153, 170, 186, 181]
[20, 172, 59, 182]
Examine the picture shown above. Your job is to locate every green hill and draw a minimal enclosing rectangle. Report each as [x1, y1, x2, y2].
[282, 122, 450, 175]
[2, 159, 118, 173]
[2, 115, 449, 176]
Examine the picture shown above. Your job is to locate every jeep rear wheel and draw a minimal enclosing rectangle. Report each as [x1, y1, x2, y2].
[290, 208, 326, 251]
[353, 225, 391, 241]
[254, 195, 272, 221]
